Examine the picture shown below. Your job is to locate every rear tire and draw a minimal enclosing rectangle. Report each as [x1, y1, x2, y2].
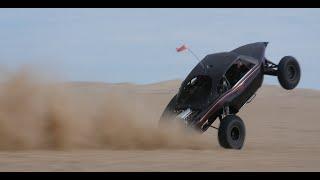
[218, 115, 245, 149]
[277, 56, 301, 90]
[159, 95, 178, 127]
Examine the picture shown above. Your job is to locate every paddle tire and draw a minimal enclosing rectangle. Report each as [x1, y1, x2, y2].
[277, 56, 301, 90]
[218, 115, 246, 149]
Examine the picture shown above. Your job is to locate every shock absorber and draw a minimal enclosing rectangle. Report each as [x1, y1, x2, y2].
[223, 105, 230, 118]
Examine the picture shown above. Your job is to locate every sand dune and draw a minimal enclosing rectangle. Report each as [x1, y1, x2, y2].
[0, 71, 319, 171]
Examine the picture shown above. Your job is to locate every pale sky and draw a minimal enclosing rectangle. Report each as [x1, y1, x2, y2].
[0, 8, 319, 89]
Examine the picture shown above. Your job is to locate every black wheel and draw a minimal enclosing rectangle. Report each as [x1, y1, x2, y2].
[159, 95, 178, 126]
[218, 115, 245, 149]
[277, 56, 301, 90]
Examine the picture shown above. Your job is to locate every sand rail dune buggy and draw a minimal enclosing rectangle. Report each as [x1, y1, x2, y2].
[159, 42, 301, 149]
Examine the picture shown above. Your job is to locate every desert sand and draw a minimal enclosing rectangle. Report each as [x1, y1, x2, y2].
[0, 72, 319, 171]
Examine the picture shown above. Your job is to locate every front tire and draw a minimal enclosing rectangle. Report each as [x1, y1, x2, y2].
[218, 115, 245, 149]
[277, 56, 301, 90]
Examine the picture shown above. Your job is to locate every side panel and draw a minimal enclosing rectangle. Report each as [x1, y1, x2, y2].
[230, 67, 264, 112]
[194, 62, 263, 131]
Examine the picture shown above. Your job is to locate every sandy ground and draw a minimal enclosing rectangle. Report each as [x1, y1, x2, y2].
[0, 79, 320, 171]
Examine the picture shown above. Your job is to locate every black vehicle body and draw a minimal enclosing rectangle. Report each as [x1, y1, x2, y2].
[160, 42, 300, 137]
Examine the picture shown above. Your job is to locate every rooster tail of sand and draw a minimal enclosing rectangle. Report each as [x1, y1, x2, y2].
[0, 68, 212, 150]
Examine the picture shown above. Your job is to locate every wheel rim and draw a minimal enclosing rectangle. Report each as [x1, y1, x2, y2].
[287, 64, 297, 80]
[230, 126, 240, 141]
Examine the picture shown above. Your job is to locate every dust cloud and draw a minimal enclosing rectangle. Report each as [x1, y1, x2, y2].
[0, 68, 212, 150]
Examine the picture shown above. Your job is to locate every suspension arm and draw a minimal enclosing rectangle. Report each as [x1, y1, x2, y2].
[263, 59, 278, 76]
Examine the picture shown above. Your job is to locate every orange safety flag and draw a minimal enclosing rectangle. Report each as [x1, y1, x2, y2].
[176, 44, 188, 52]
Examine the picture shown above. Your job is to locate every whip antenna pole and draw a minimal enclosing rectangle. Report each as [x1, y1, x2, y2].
[176, 44, 206, 70]
[176, 44, 201, 62]
[187, 48, 201, 62]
